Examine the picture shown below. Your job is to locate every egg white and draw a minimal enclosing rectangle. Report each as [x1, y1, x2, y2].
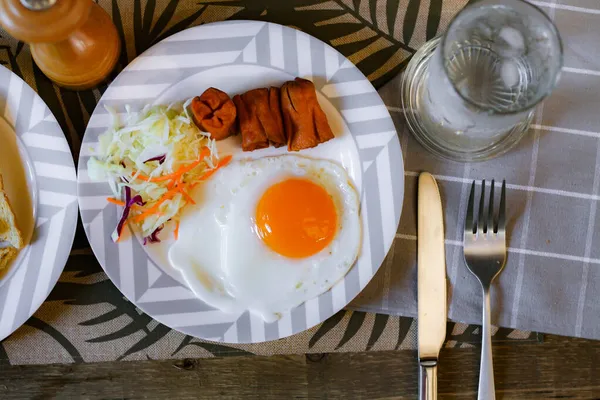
[168, 155, 361, 322]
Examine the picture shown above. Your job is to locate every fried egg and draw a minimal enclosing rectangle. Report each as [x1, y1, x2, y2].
[168, 155, 361, 322]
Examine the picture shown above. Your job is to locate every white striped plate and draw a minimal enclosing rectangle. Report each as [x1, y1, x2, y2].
[78, 21, 404, 343]
[0, 65, 78, 341]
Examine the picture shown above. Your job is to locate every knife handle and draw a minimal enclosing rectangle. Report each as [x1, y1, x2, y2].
[419, 359, 438, 400]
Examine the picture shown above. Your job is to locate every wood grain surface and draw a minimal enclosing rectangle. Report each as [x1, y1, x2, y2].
[0, 334, 597, 399]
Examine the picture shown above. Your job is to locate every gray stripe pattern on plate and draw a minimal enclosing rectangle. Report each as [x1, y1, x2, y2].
[0, 65, 78, 341]
[78, 21, 404, 343]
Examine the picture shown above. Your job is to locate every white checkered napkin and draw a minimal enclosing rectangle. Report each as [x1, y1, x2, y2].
[350, 0, 600, 340]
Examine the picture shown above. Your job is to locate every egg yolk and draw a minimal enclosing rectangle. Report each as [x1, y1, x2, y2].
[255, 178, 337, 258]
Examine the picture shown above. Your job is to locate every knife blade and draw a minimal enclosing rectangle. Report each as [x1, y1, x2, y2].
[417, 172, 447, 400]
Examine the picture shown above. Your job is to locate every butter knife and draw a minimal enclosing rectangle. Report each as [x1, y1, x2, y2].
[418, 172, 447, 400]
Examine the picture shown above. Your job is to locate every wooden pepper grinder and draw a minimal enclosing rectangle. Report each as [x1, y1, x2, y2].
[0, 0, 121, 90]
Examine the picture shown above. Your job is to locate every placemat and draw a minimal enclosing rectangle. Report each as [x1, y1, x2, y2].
[0, 0, 539, 365]
[351, 0, 600, 340]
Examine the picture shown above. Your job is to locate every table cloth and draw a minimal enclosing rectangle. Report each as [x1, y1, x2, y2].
[0, 0, 542, 364]
[351, 0, 600, 341]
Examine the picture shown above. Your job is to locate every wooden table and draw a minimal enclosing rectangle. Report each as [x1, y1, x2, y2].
[0, 334, 597, 399]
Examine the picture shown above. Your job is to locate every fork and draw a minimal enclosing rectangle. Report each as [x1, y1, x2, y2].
[463, 180, 507, 400]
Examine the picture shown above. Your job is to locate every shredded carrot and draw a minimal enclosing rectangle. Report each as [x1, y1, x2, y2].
[129, 153, 231, 227]
[167, 176, 180, 190]
[174, 221, 180, 240]
[135, 147, 211, 183]
[190, 155, 233, 188]
[133, 187, 180, 222]
[107, 197, 126, 206]
[195, 169, 217, 183]
[147, 159, 202, 182]
[178, 185, 196, 205]
[134, 205, 165, 223]
[218, 155, 233, 167]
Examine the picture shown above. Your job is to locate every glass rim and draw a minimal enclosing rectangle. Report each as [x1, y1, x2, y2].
[440, 0, 564, 116]
[401, 37, 536, 162]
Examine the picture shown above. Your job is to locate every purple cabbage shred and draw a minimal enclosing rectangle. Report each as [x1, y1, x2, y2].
[143, 225, 163, 245]
[114, 186, 144, 241]
[144, 154, 166, 164]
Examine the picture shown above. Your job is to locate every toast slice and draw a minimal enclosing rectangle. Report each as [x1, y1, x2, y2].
[0, 247, 18, 270]
[0, 174, 23, 249]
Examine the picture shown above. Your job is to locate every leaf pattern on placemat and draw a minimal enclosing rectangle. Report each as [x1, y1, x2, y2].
[0, 38, 24, 76]
[288, 0, 417, 87]
[0, 0, 539, 365]
[366, 314, 389, 351]
[0, 343, 9, 366]
[309, 310, 346, 348]
[25, 317, 84, 363]
[172, 335, 253, 357]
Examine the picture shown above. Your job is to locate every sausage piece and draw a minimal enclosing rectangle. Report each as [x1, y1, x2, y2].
[280, 78, 334, 151]
[190, 88, 236, 140]
[235, 87, 287, 151]
[240, 88, 286, 148]
[233, 94, 269, 151]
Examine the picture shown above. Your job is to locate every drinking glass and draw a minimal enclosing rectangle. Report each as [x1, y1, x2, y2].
[401, 0, 563, 161]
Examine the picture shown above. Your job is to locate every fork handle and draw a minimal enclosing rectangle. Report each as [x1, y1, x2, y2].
[478, 288, 495, 400]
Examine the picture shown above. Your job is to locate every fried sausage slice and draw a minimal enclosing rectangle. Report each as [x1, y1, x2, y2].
[240, 88, 286, 148]
[235, 87, 287, 151]
[280, 78, 334, 151]
[233, 94, 269, 151]
[190, 88, 236, 140]
[267, 87, 286, 147]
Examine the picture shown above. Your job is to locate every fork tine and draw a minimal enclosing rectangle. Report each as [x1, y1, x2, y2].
[486, 179, 495, 233]
[465, 181, 476, 234]
[478, 180, 486, 233]
[497, 180, 506, 233]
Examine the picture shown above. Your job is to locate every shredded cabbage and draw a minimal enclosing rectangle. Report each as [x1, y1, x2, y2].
[88, 102, 218, 241]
